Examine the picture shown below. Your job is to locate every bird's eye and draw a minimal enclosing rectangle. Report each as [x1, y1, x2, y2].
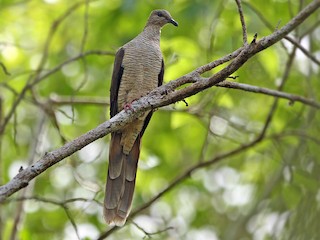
[157, 12, 163, 17]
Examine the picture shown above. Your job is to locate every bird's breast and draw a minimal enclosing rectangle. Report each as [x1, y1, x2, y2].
[118, 42, 162, 109]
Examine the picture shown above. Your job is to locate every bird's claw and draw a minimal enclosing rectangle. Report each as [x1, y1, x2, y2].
[124, 103, 134, 112]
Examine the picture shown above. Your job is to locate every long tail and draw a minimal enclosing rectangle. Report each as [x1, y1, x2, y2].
[104, 132, 140, 226]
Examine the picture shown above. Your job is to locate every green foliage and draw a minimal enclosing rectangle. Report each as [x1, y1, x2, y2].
[1, 0, 320, 239]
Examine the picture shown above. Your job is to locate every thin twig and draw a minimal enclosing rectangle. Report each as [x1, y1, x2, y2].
[285, 36, 320, 65]
[235, 0, 248, 45]
[2, 196, 102, 206]
[268, 130, 320, 145]
[132, 222, 173, 239]
[80, 0, 90, 53]
[49, 95, 109, 106]
[9, 115, 46, 240]
[216, 81, 320, 109]
[64, 207, 81, 240]
[257, 43, 297, 141]
[0, 62, 11, 76]
[70, 0, 91, 122]
[1, 195, 101, 240]
[207, 1, 227, 62]
[0, 83, 19, 96]
[301, 19, 320, 37]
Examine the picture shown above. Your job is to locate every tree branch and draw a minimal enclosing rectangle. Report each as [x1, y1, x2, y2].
[244, 1, 320, 66]
[235, 0, 248, 45]
[47, 82, 320, 110]
[216, 81, 320, 109]
[0, 62, 11, 76]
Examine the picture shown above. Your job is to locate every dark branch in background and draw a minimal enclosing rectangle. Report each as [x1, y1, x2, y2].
[235, 0, 248, 44]
[3, 196, 102, 206]
[207, 1, 228, 64]
[2, 195, 99, 240]
[269, 130, 320, 146]
[80, 0, 90, 53]
[49, 95, 109, 106]
[69, 0, 91, 124]
[10, 115, 46, 240]
[132, 222, 174, 239]
[0, 83, 19, 96]
[286, 37, 320, 65]
[0, 62, 11, 76]
[0, 0, 319, 204]
[302, 19, 320, 36]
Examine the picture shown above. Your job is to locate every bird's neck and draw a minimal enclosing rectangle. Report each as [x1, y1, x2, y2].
[141, 25, 161, 42]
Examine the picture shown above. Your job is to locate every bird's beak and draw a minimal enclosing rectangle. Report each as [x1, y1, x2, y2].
[169, 18, 178, 27]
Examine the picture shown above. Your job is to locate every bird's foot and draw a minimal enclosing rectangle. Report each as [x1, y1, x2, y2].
[123, 97, 144, 112]
[124, 103, 134, 112]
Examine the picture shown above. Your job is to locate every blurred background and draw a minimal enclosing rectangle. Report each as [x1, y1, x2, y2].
[0, 0, 319, 239]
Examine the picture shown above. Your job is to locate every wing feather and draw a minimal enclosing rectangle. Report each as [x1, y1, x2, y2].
[110, 48, 125, 117]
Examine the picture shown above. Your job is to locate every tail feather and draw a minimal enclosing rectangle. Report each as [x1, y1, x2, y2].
[105, 163, 125, 209]
[108, 133, 123, 179]
[104, 133, 140, 226]
[118, 180, 135, 214]
[125, 138, 140, 181]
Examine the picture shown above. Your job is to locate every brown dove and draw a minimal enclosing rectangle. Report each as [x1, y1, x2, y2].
[104, 10, 178, 226]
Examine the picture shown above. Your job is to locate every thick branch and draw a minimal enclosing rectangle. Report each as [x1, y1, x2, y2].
[0, 108, 134, 201]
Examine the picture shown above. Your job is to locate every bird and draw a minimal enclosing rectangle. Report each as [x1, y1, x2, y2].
[104, 10, 178, 226]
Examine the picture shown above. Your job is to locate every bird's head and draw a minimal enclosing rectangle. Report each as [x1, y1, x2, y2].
[146, 9, 178, 28]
